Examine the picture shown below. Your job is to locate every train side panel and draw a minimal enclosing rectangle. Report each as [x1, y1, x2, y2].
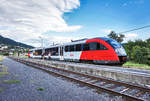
[80, 39, 120, 63]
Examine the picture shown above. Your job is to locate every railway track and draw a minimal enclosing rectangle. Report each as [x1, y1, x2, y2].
[10, 57, 150, 101]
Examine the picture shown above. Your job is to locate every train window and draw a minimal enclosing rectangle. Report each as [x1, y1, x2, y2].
[45, 48, 51, 55]
[65, 46, 69, 52]
[45, 48, 50, 52]
[35, 49, 42, 55]
[88, 42, 107, 51]
[83, 43, 90, 51]
[51, 48, 55, 55]
[102, 44, 107, 50]
[51, 47, 58, 56]
[75, 44, 81, 51]
[96, 43, 100, 50]
[70, 45, 75, 52]
[89, 42, 97, 50]
[55, 47, 58, 55]
[97, 43, 107, 50]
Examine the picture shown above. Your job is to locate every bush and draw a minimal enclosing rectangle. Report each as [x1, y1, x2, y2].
[123, 41, 135, 59]
[131, 46, 149, 64]
[3, 53, 9, 56]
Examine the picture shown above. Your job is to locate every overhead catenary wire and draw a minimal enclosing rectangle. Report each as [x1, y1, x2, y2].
[117, 25, 150, 34]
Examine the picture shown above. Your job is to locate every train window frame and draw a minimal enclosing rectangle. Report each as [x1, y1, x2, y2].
[48, 47, 59, 56]
[35, 49, 42, 55]
[45, 48, 51, 55]
[65, 46, 69, 52]
[88, 42, 108, 51]
[54, 47, 59, 56]
[89, 42, 97, 50]
[96, 42, 108, 50]
[75, 44, 82, 51]
[70, 45, 75, 52]
[83, 43, 90, 51]
[64, 42, 107, 52]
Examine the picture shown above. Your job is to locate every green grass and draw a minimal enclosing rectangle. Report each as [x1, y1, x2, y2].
[14, 74, 19, 77]
[0, 55, 3, 62]
[0, 87, 3, 93]
[123, 61, 150, 70]
[3, 80, 21, 84]
[19, 55, 28, 58]
[2, 66, 8, 72]
[0, 72, 9, 76]
[0, 61, 9, 76]
[37, 87, 44, 91]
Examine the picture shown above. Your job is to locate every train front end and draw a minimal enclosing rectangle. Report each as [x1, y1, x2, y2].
[106, 39, 127, 64]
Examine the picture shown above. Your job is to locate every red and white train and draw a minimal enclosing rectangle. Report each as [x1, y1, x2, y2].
[28, 37, 127, 64]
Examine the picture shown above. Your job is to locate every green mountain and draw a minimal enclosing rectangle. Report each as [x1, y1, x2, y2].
[0, 35, 34, 48]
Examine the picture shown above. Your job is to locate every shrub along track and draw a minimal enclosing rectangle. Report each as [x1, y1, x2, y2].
[10, 57, 150, 101]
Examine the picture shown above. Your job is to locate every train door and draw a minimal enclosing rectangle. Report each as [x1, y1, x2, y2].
[60, 46, 64, 60]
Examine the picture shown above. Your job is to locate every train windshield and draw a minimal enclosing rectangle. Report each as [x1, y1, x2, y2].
[106, 39, 121, 49]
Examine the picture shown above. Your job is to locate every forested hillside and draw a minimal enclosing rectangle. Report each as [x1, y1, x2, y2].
[0, 35, 33, 48]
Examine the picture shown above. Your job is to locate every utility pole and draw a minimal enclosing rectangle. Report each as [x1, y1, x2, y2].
[39, 36, 43, 48]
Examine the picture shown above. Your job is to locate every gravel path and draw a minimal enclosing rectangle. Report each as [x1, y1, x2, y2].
[0, 58, 122, 101]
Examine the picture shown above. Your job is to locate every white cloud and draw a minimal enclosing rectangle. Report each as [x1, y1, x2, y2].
[124, 33, 138, 42]
[99, 29, 139, 42]
[0, 0, 81, 47]
[25, 35, 81, 47]
[125, 33, 138, 37]
[102, 29, 112, 34]
[122, 3, 127, 6]
[99, 29, 112, 34]
[122, 0, 144, 7]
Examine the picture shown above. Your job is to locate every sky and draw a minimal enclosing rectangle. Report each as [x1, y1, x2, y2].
[0, 0, 150, 47]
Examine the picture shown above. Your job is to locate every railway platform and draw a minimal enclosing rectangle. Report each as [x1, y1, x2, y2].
[16, 58, 150, 86]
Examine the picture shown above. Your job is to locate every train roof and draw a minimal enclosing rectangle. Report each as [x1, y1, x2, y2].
[62, 37, 112, 46]
[92, 37, 113, 41]
[30, 47, 43, 51]
[44, 44, 63, 49]
[32, 37, 115, 50]
[70, 37, 111, 42]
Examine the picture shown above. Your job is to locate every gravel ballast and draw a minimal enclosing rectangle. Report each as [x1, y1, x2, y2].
[0, 57, 123, 101]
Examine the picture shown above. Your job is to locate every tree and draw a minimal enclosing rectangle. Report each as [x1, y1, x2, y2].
[124, 41, 135, 59]
[131, 46, 149, 64]
[134, 39, 147, 48]
[146, 38, 150, 64]
[123, 37, 150, 65]
[107, 31, 118, 40]
[146, 38, 150, 49]
[107, 31, 125, 43]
